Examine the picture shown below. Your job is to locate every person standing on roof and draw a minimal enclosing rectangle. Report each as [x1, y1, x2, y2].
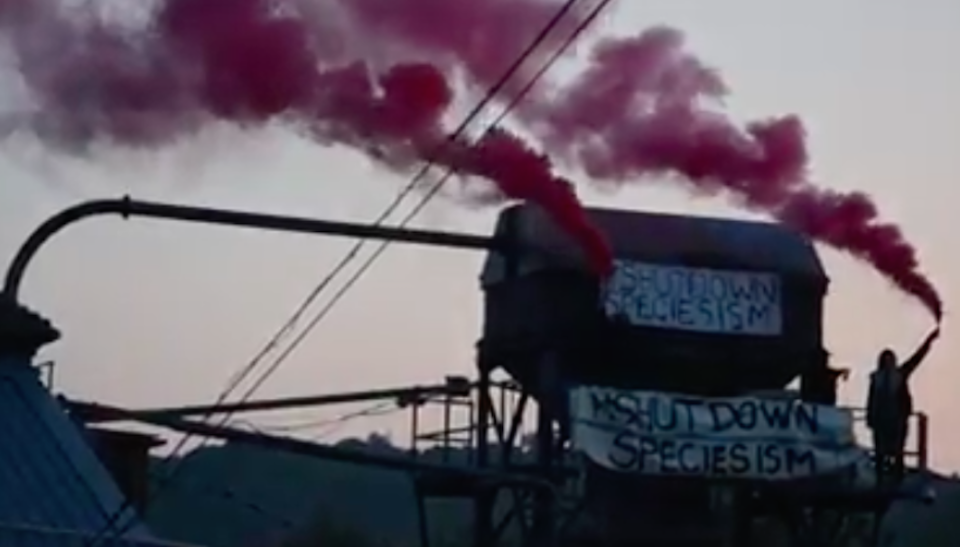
[867, 327, 939, 484]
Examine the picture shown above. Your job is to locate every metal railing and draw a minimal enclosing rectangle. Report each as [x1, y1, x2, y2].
[846, 408, 929, 470]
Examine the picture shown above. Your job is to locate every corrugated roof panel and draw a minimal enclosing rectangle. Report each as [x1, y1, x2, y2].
[0, 363, 164, 544]
[0, 376, 103, 529]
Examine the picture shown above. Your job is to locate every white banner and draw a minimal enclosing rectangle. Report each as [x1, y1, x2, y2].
[570, 386, 865, 480]
[602, 260, 782, 336]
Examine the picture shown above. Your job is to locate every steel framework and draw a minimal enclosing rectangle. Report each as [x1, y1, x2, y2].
[70, 380, 933, 547]
[4, 198, 938, 547]
[66, 375, 557, 547]
[4, 197, 558, 547]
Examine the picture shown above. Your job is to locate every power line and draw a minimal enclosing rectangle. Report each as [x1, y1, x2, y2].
[82, 3, 591, 545]
[234, 0, 615, 404]
[163, 0, 592, 453]
[303, 402, 401, 441]
[177, 0, 583, 426]
[238, 401, 399, 436]
[90, 401, 402, 546]
[145, 403, 408, 543]
[215, 0, 586, 409]
[212, 0, 612, 484]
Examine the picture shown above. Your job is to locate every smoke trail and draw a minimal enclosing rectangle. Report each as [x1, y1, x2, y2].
[0, 0, 612, 270]
[0, 0, 939, 317]
[356, 13, 940, 319]
[522, 28, 942, 319]
[331, 0, 601, 101]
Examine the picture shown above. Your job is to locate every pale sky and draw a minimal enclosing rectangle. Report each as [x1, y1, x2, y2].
[2, 0, 960, 469]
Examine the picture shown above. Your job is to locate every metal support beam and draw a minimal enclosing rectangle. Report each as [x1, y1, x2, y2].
[470, 210, 525, 547]
[532, 353, 559, 547]
[67, 399, 557, 495]
[3, 197, 501, 299]
[72, 381, 481, 422]
[474, 368, 496, 547]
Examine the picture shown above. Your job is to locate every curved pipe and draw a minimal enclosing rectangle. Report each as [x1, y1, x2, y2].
[3, 196, 498, 300]
[4, 199, 130, 299]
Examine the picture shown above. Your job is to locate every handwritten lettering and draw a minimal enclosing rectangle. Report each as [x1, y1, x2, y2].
[603, 261, 782, 335]
[607, 431, 819, 478]
[571, 387, 859, 480]
[588, 390, 822, 438]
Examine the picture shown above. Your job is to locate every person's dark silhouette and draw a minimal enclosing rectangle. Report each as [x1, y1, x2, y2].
[867, 328, 939, 484]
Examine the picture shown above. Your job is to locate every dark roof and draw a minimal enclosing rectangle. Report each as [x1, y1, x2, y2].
[481, 204, 826, 285]
[0, 362, 194, 546]
[0, 294, 60, 355]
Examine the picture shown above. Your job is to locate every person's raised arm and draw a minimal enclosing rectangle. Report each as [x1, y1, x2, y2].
[901, 328, 940, 377]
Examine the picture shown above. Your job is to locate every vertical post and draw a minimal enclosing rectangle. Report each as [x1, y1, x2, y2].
[475, 364, 495, 547]
[916, 412, 929, 471]
[532, 352, 559, 547]
[474, 209, 522, 547]
[443, 394, 452, 463]
[409, 402, 420, 457]
[37, 360, 56, 388]
[730, 488, 753, 547]
[467, 398, 476, 466]
[413, 481, 432, 547]
[499, 384, 508, 441]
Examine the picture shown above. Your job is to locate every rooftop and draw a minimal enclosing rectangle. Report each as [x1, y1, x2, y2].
[482, 204, 827, 285]
[0, 348, 196, 546]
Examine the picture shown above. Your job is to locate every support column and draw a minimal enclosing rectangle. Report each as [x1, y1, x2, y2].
[532, 352, 559, 547]
[730, 487, 753, 547]
[474, 361, 495, 547]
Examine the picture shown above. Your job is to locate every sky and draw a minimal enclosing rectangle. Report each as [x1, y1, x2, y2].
[1, 0, 960, 469]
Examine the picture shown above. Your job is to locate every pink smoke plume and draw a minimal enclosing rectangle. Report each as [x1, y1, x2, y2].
[0, 0, 940, 318]
[530, 29, 942, 320]
[328, 9, 942, 320]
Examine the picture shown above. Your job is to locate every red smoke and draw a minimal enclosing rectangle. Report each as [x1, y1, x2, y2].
[329, 12, 942, 320]
[523, 29, 942, 319]
[0, 0, 938, 318]
[0, 0, 612, 271]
